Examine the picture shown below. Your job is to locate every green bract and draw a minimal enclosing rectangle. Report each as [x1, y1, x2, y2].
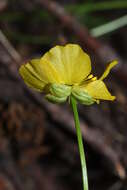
[45, 83, 95, 105]
[50, 84, 71, 98]
[72, 87, 95, 105]
[46, 94, 67, 103]
[45, 83, 71, 103]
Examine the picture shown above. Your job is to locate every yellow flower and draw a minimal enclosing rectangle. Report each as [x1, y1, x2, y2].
[19, 44, 117, 105]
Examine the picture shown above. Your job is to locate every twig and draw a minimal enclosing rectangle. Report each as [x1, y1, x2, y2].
[0, 0, 7, 11]
[0, 30, 22, 64]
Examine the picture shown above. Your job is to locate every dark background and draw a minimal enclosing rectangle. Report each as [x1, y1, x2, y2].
[0, 0, 127, 190]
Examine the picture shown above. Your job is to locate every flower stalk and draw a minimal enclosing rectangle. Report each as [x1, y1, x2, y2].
[70, 95, 88, 190]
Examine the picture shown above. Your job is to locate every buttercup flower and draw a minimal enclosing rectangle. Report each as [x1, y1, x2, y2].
[19, 44, 117, 105]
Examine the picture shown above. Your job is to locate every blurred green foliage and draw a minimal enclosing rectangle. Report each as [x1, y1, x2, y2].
[67, 0, 127, 14]
[1, 0, 127, 44]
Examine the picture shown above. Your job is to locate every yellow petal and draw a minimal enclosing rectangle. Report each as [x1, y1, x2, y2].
[19, 63, 45, 91]
[19, 58, 63, 91]
[26, 59, 46, 82]
[30, 58, 62, 83]
[41, 44, 91, 85]
[83, 80, 115, 101]
[99, 60, 118, 80]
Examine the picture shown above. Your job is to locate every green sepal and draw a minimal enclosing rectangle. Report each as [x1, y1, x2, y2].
[49, 83, 71, 98]
[72, 87, 95, 105]
[45, 94, 67, 103]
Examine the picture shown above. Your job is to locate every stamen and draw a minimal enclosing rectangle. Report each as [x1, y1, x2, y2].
[91, 77, 97, 81]
[87, 74, 93, 80]
[80, 74, 97, 86]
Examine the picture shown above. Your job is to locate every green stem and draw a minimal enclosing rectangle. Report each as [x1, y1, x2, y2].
[91, 14, 127, 37]
[70, 96, 88, 190]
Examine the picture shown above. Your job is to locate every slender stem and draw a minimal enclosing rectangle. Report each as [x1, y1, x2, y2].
[70, 96, 88, 190]
[91, 15, 127, 37]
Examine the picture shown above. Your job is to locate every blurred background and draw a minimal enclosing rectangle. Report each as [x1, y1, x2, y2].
[0, 0, 127, 190]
